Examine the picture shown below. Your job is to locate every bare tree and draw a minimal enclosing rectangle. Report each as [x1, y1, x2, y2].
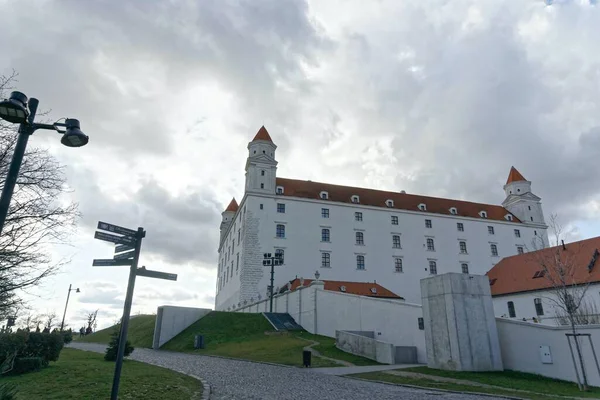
[0, 71, 79, 319]
[44, 311, 57, 331]
[529, 215, 598, 390]
[86, 309, 98, 333]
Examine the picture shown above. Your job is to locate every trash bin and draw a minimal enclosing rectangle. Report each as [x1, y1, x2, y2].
[194, 335, 204, 349]
[302, 350, 311, 367]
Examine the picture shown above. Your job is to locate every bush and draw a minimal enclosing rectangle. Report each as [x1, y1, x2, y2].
[21, 332, 64, 366]
[105, 328, 134, 361]
[0, 331, 28, 374]
[0, 382, 18, 400]
[62, 329, 73, 344]
[9, 357, 42, 375]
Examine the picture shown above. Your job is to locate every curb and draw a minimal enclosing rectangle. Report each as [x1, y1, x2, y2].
[182, 372, 211, 400]
[346, 376, 526, 400]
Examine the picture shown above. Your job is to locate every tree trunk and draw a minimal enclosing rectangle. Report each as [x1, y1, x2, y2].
[571, 318, 589, 391]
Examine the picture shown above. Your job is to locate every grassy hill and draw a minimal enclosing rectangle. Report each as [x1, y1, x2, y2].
[77, 314, 157, 349]
[162, 311, 377, 367]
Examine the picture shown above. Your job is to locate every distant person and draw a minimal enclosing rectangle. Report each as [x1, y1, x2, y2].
[79, 327, 85, 337]
[86, 326, 92, 336]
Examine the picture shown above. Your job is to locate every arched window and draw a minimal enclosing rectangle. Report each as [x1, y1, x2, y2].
[392, 235, 401, 248]
[276, 224, 285, 238]
[461, 263, 469, 274]
[321, 228, 330, 242]
[356, 232, 364, 245]
[394, 258, 403, 273]
[426, 238, 435, 251]
[490, 244, 498, 256]
[356, 255, 365, 270]
[429, 260, 437, 274]
[459, 241, 467, 254]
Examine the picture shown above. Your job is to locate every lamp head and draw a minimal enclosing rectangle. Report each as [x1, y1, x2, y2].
[76, 288, 80, 293]
[0, 91, 29, 124]
[61, 118, 89, 148]
[315, 270, 320, 280]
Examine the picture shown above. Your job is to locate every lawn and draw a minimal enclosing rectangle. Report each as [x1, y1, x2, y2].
[77, 314, 156, 348]
[352, 367, 600, 400]
[0, 348, 202, 400]
[162, 311, 377, 367]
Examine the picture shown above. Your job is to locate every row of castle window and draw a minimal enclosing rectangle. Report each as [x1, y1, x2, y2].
[277, 204, 523, 238]
[321, 253, 472, 275]
[277, 224, 515, 256]
[506, 298, 545, 318]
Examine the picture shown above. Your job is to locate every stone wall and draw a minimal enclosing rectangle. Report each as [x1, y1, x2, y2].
[152, 306, 211, 349]
[336, 330, 396, 364]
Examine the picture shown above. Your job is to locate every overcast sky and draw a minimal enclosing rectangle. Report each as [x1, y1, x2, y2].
[1, 0, 599, 330]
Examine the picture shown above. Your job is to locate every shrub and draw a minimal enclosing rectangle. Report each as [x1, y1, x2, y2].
[105, 327, 134, 361]
[62, 329, 73, 344]
[0, 331, 28, 374]
[19, 332, 64, 367]
[0, 382, 18, 400]
[9, 357, 42, 375]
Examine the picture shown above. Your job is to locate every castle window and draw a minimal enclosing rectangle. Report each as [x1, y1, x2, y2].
[320, 191, 329, 200]
[514, 229, 521, 238]
[340, 285, 346, 292]
[391, 216, 398, 225]
[356, 255, 365, 270]
[517, 246, 524, 254]
[260, 183, 264, 189]
[488, 226, 495, 235]
[461, 263, 469, 274]
[351, 195, 360, 203]
[262, 150, 265, 154]
[530, 217, 534, 221]
[276, 224, 285, 238]
[356, 232, 364, 245]
[260, 204, 263, 210]
[321, 252, 331, 268]
[261, 170, 265, 176]
[457, 222, 464, 232]
[429, 260, 437, 275]
[393, 235, 401, 248]
[275, 249, 284, 263]
[276, 186, 284, 194]
[321, 208, 329, 218]
[507, 301, 516, 318]
[425, 219, 432, 228]
[459, 241, 467, 254]
[449, 207, 457, 215]
[426, 238, 435, 251]
[505, 214, 513, 221]
[490, 244, 498, 256]
[370, 287, 377, 294]
[355, 212, 363, 222]
[528, 206, 531, 210]
[321, 228, 330, 242]
[277, 203, 285, 213]
[394, 258, 403, 273]
[236, 253, 239, 271]
[386, 199, 394, 207]
[534, 298, 544, 316]
[418, 203, 427, 211]
[479, 211, 488, 218]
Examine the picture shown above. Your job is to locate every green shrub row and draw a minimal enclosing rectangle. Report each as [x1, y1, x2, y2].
[0, 331, 64, 375]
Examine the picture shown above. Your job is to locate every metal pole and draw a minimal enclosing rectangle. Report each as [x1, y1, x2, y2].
[269, 258, 275, 313]
[585, 335, 600, 380]
[110, 227, 144, 400]
[566, 334, 583, 390]
[60, 284, 72, 332]
[0, 99, 38, 236]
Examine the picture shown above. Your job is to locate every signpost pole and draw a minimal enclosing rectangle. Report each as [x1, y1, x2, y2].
[110, 227, 144, 400]
[269, 260, 275, 313]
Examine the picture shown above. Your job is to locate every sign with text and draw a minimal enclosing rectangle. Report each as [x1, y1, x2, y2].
[136, 268, 177, 281]
[92, 258, 134, 267]
[97, 221, 137, 237]
[114, 250, 135, 260]
[115, 244, 134, 254]
[94, 231, 136, 247]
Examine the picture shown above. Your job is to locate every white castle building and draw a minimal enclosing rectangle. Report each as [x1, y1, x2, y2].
[215, 127, 549, 311]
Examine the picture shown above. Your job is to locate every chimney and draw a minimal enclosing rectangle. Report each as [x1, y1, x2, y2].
[562, 240, 566, 250]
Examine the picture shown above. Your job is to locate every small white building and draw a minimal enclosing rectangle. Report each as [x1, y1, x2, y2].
[488, 236, 600, 325]
[215, 127, 549, 311]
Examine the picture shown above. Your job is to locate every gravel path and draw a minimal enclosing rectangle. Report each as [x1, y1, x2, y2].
[69, 342, 509, 400]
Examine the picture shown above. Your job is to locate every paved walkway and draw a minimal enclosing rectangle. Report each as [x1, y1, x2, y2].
[68, 342, 508, 400]
[309, 364, 419, 375]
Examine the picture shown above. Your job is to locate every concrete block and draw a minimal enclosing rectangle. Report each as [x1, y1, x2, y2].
[395, 346, 418, 364]
[421, 273, 503, 371]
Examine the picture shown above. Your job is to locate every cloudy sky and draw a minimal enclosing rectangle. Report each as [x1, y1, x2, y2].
[1, 0, 599, 330]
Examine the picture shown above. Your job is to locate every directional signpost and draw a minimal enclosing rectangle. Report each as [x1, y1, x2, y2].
[93, 221, 177, 400]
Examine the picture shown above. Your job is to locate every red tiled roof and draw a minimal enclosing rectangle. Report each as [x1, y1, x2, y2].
[252, 126, 273, 142]
[506, 166, 527, 184]
[487, 236, 600, 296]
[285, 278, 403, 299]
[275, 177, 520, 223]
[224, 198, 239, 212]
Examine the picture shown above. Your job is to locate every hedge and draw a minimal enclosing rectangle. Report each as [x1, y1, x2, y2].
[0, 331, 64, 375]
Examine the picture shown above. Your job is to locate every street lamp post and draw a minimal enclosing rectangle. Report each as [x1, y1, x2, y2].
[59, 284, 80, 332]
[262, 251, 284, 313]
[0, 91, 89, 236]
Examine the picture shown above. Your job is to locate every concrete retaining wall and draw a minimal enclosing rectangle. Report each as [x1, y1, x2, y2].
[336, 330, 396, 364]
[152, 306, 211, 349]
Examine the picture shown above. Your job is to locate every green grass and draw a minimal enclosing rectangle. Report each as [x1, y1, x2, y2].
[401, 366, 600, 398]
[0, 348, 201, 399]
[351, 372, 558, 400]
[162, 311, 377, 367]
[77, 314, 156, 348]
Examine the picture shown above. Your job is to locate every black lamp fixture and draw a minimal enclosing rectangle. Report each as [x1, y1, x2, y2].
[0, 91, 89, 236]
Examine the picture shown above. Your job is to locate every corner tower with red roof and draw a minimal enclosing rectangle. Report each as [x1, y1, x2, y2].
[220, 198, 238, 244]
[502, 167, 547, 244]
[245, 126, 278, 195]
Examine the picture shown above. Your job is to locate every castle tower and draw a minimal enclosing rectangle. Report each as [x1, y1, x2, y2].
[502, 167, 546, 227]
[220, 198, 238, 245]
[245, 126, 277, 194]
